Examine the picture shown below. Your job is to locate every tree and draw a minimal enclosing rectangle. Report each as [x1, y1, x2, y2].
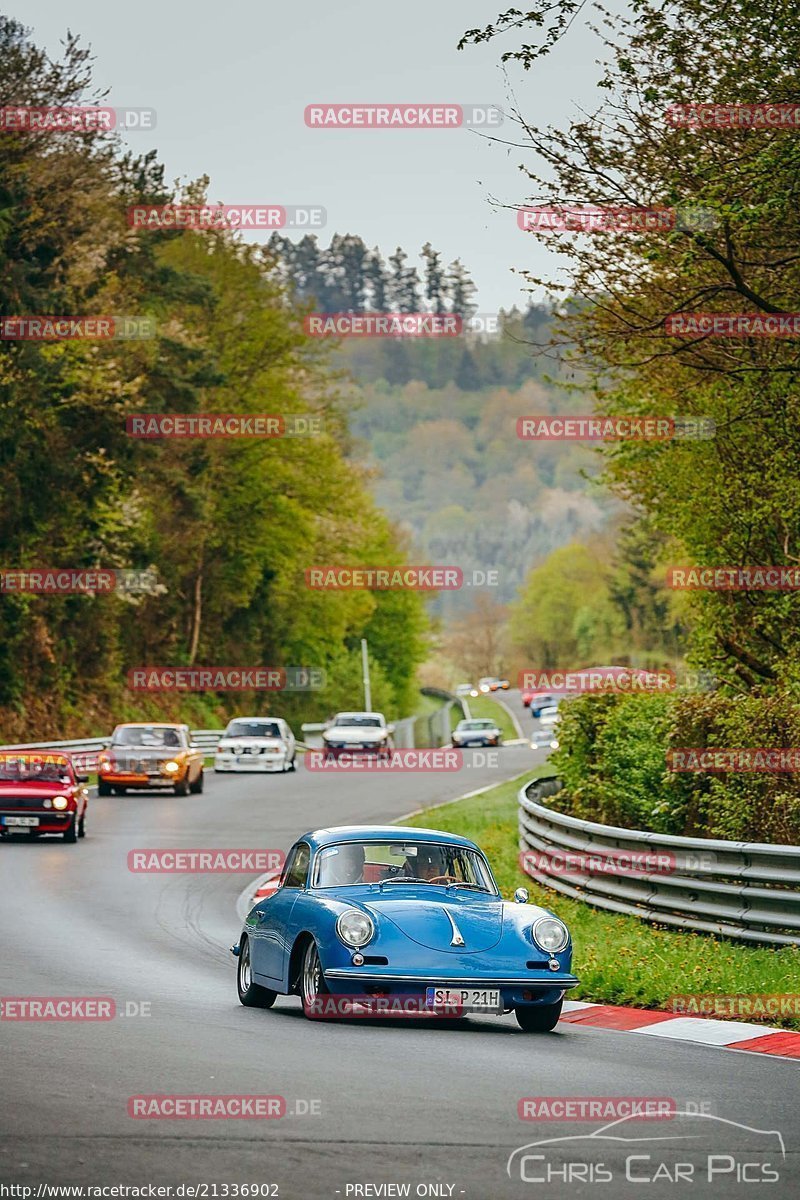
[421, 242, 448, 312]
[388, 246, 422, 312]
[463, 0, 800, 691]
[446, 258, 477, 321]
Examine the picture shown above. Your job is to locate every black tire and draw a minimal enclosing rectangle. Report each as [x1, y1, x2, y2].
[289, 755, 297, 772]
[301, 939, 330, 1019]
[113, 786, 126, 795]
[237, 937, 277, 1008]
[174, 777, 191, 797]
[97, 780, 112, 797]
[514, 999, 563, 1032]
[78, 812, 86, 838]
[63, 815, 78, 844]
[189, 769, 204, 794]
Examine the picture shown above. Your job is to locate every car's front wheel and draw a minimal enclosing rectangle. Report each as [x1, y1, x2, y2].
[174, 776, 191, 796]
[237, 937, 277, 1008]
[97, 780, 112, 796]
[189, 769, 204, 794]
[514, 999, 563, 1032]
[301, 939, 330, 1018]
[63, 815, 78, 844]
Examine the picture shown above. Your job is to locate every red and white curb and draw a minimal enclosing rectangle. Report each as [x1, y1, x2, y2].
[562, 1000, 800, 1061]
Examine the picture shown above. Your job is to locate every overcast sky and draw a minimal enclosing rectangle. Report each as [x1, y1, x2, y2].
[21, 0, 611, 311]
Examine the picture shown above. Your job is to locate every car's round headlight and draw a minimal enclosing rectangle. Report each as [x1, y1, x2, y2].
[532, 916, 569, 953]
[336, 909, 375, 948]
[52, 795, 69, 811]
[163, 760, 180, 773]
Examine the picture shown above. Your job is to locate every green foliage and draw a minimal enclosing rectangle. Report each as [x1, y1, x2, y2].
[551, 689, 800, 844]
[402, 772, 800, 1028]
[0, 18, 427, 738]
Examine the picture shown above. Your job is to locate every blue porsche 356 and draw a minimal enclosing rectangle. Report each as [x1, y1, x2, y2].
[231, 824, 578, 1031]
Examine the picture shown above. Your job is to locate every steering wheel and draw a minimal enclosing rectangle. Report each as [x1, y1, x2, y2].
[427, 874, 459, 885]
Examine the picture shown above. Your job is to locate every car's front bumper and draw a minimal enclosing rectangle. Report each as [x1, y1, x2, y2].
[323, 968, 579, 1008]
[0, 809, 75, 833]
[215, 754, 288, 772]
[98, 772, 183, 788]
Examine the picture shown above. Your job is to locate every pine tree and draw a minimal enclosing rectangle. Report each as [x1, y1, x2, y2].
[421, 242, 448, 312]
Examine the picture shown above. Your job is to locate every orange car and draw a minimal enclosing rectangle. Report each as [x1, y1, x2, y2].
[97, 723, 204, 796]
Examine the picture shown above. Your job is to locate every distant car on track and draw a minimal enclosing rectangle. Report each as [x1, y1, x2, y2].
[232, 824, 577, 1031]
[451, 718, 502, 748]
[0, 752, 88, 843]
[455, 683, 474, 697]
[215, 716, 296, 773]
[97, 723, 204, 796]
[321, 712, 394, 759]
[530, 706, 561, 751]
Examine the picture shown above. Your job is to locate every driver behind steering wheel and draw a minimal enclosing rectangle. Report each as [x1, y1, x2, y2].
[415, 845, 449, 881]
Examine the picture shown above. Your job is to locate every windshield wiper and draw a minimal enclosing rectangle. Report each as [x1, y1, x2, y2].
[445, 882, 490, 892]
[377, 876, 434, 887]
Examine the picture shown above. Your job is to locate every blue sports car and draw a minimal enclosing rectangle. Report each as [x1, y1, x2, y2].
[231, 824, 578, 1031]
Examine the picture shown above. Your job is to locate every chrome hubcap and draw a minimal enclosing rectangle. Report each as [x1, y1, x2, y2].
[239, 942, 251, 992]
[303, 943, 320, 1004]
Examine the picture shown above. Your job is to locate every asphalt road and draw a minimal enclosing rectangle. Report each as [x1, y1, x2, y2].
[1, 698, 797, 1198]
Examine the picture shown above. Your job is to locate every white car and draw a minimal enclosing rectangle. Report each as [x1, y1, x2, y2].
[452, 718, 502, 748]
[214, 717, 296, 773]
[322, 711, 394, 758]
[530, 705, 561, 751]
[455, 683, 474, 697]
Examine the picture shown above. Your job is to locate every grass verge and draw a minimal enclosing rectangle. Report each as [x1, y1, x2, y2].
[401, 767, 800, 1030]
[466, 694, 519, 742]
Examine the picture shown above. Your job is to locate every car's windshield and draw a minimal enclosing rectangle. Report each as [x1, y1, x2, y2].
[312, 840, 495, 891]
[459, 720, 494, 730]
[0, 756, 73, 783]
[332, 716, 382, 728]
[112, 727, 183, 748]
[225, 720, 281, 738]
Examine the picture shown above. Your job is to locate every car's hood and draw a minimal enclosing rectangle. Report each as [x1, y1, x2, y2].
[364, 893, 504, 953]
[0, 782, 74, 797]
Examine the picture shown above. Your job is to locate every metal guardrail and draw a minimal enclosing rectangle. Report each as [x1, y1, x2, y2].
[518, 776, 800, 947]
[0, 730, 224, 770]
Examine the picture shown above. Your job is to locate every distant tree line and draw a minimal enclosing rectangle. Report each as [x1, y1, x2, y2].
[266, 234, 480, 315]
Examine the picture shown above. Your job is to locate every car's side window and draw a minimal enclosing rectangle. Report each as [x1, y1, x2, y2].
[283, 843, 310, 889]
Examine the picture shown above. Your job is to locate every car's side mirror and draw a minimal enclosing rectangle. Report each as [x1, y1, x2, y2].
[514, 888, 529, 904]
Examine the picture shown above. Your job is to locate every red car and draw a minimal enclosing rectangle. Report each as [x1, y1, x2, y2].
[0, 752, 89, 843]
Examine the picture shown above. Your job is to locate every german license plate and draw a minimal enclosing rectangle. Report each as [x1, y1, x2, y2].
[4, 816, 39, 827]
[425, 987, 502, 1012]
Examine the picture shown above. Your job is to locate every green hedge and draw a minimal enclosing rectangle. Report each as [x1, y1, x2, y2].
[550, 689, 800, 844]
